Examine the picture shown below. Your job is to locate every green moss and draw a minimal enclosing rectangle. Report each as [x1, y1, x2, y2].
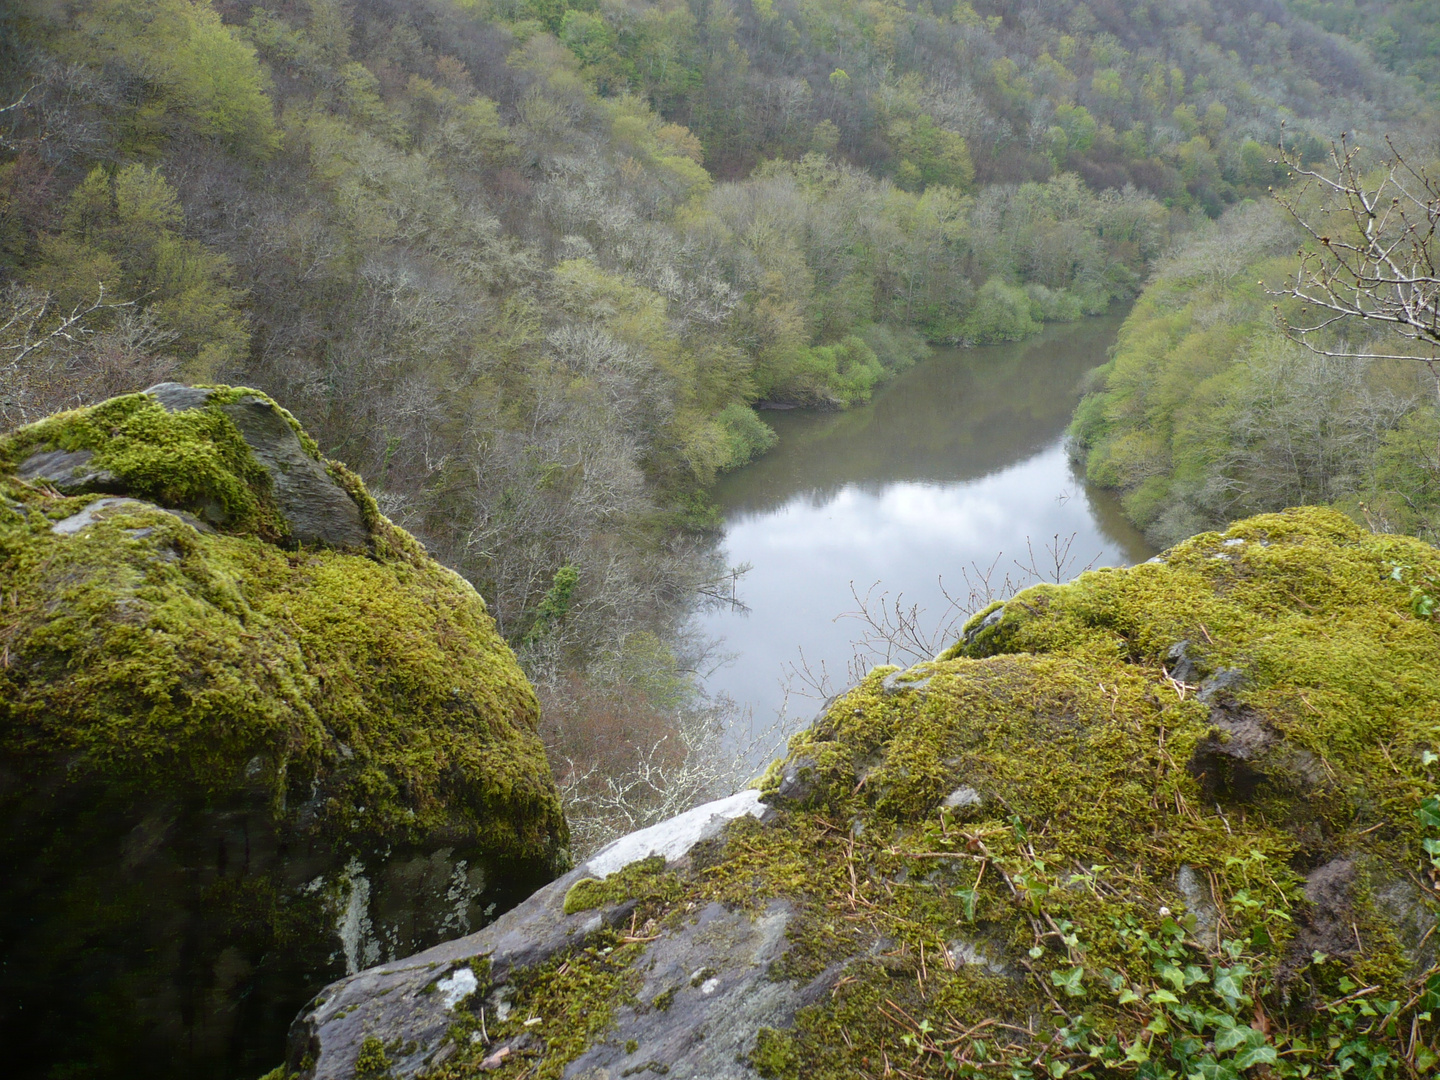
[353, 1036, 392, 1079]
[0, 385, 565, 849]
[563, 856, 674, 915]
[563, 878, 617, 915]
[430, 933, 649, 1080]
[650, 986, 676, 1011]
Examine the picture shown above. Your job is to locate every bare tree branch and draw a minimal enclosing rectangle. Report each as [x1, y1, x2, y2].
[1271, 134, 1440, 399]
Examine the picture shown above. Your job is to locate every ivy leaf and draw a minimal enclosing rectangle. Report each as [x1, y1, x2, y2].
[1417, 795, 1440, 829]
[1159, 964, 1186, 992]
[1420, 972, 1440, 1012]
[1116, 987, 1140, 1005]
[954, 886, 978, 922]
[1051, 966, 1086, 998]
[1214, 1023, 1260, 1054]
[1232, 1044, 1278, 1070]
[1188, 1057, 1241, 1080]
[1213, 965, 1252, 1010]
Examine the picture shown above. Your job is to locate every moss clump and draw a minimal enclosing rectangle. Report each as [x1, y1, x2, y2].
[0, 387, 567, 1078]
[424, 507, 1440, 1080]
[353, 1036, 393, 1079]
[561, 856, 672, 915]
[563, 877, 616, 915]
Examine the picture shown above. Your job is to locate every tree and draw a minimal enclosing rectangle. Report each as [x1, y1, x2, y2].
[1273, 136, 1440, 400]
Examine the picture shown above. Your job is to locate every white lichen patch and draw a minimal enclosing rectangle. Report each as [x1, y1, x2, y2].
[435, 967, 478, 1010]
[337, 857, 380, 975]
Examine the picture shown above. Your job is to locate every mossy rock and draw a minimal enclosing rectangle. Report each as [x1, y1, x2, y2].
[0, 386, 567, 1080]
[293, 507, 1440, 1080]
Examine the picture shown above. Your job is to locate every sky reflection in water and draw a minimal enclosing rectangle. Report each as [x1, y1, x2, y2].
[693, 311, 1155, 758]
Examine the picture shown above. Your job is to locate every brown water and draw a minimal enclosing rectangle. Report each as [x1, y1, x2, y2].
[696, 310, 1155, 749]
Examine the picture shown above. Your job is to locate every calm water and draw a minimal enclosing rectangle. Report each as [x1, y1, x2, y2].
[696, 311, 1155, 751]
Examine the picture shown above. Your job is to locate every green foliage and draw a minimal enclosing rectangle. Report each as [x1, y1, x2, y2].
[715, 403, 778, 470]
[961, 279, 1039, 343]
[1285, 0, 1440, 99]
[1072, 195, 1440, 547]
[28, 164, 248, 378]
[523, 565, 579, 645]
[759, 335, 885, 408]
[68, 0, 279, 157]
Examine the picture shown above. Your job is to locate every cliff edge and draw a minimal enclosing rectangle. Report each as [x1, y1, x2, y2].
[287, 507, 1439, 1080]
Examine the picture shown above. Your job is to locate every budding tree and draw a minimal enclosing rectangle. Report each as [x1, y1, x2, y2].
[1272, 135, 1440, 401]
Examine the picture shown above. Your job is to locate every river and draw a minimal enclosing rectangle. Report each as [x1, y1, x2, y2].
[694, 310, 1156, 757]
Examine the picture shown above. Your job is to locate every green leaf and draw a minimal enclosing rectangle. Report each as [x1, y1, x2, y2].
[1212, 965, 1251, 1010]
[955, 886, 978, 921]
[1418, 795, 1440, 829]
[1051, 966, 1087, 998]
[1187, 1057, 1240, 1080]
[1149, 989, 1180, 1004]
[1232, 1044, 1278, 1070]
[1214, 1024, 1261, 1054]
[1420, 972, 1440, 1011]
[1117, 988, 1140, 1005]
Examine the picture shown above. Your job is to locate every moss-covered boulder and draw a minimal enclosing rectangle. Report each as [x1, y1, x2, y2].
[287, 507, 1438, 1080]
[0, 386, 567, 1079]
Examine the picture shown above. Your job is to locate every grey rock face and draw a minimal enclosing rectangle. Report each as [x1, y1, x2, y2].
[50, 497, 214, 536]
[564, 899, 805, 1080]
[1196, 667, 1246, 704]
[881, 666, 933, 696]
[765, 756, 820, 808]
[218, 395, 370, 549]
[16, 448, 120, 494]
[142, 383, 371, 549]
[144, 381, 217, 412]
[964, 603, 1006, 648]
[941, 785, 983, 811]
[1164, 640, 1205, 685]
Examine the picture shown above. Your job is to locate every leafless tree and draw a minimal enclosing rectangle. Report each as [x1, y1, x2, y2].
[1272, 135, 1440, 400]
[0, 285, 176, 429]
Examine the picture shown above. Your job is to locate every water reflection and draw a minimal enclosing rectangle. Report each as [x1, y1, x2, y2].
[696, 311, 1155, 751]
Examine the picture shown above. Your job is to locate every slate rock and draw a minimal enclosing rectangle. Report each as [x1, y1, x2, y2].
[217, 394, 371, 550]
[16, 448, 120, 494]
